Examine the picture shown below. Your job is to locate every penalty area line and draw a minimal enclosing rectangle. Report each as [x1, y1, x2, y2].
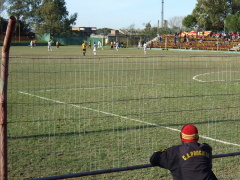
[19, 91, 240, 147]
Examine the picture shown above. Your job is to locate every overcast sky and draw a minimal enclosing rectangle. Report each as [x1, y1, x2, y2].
[65, 0, 197, 29]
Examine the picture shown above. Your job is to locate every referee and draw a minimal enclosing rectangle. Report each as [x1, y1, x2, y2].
[150, 124, 217, 180]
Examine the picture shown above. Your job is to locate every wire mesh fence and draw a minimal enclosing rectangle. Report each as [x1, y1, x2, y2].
[7, 54, 240, 179]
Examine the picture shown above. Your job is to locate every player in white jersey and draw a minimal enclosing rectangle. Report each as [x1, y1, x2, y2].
[30, 40, 33, 48]
[116, 41, 119, 51]
[98, 40, 103, 50]
[93, 42, 97, 56]
[138, 41, 141, 49]
[48, 40, 52, 51]
[143, 42, 147, 55]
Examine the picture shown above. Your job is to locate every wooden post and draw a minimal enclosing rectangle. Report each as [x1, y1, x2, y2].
[0, 16, 17, 180]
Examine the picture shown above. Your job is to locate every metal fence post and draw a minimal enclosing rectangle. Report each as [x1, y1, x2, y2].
[0, 16, 16, 180]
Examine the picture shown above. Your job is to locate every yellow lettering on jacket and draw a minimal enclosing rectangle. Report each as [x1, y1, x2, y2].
[193, 150, 199, 156]
[182, 155, 187, 160]
[187, 153, 191, 158]
[190, 151, 194, 157]
[182, 150, 209, 161]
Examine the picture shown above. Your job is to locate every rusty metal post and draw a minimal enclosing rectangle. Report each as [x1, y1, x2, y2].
[0, 16, 17, 180]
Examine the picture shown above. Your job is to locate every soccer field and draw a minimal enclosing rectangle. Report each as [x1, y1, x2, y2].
[5, 46, 240, 179]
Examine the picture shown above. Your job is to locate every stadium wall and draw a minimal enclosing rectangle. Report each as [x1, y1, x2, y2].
[38, 33, 103, 45]
[37, 33, 51, 42]
[53, 36, 103, 45]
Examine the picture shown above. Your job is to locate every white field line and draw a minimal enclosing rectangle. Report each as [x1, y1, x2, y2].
[37, 84, 166, 92]
[193, 71, 240, 83]
[38, 85, 128, 92]
[19, 91, 240, 147]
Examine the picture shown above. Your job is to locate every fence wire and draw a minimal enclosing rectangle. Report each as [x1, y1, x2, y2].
[7, 55, 240, 179]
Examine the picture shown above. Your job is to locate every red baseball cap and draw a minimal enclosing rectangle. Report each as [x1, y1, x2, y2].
[181, 124, 199, 142]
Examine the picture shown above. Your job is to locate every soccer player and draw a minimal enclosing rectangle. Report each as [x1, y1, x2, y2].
[143, 42, 147, 55]
[98, 40, 100, 48]
[93, 42, 97, 56]
[138, 41, 141, 49]
[82, 41, 86, 56]
[48, 40, 52, 51]
[150, 124, 217, 180]
[88, 40, 91, 49]
[110, 41, 114, 51]
[30, 40, 33, 48]
[98, 40, 103, 50]
[56, 41, 59, 49]
[34, 40, 36, 47]
[116, 41, 119, 51]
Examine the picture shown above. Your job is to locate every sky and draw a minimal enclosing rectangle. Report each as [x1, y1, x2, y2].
[65, 0, 198, 30]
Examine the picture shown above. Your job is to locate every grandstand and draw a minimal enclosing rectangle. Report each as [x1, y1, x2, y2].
[148, 31, 240, 52]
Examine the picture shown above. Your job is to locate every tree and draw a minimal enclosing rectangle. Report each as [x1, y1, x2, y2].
[168, 16, 184, 29]
[7, 0, 41, 23]
[182, 15, 197, 29]
[0, 0, 6, 16]
[96, 28, 111, 35]
[192, 0, 240, 30]
[225, 12, 240, 32]
[0, 17, 8, 35]
[228, 0, 240, 14]
[128, 23, 135, 36]
[192, 0, 228, 30]
[6, 0, 77, 36]
[143, 21, 151, 32]
[140, 21, 159, 39]
[34, 0, 77, 35]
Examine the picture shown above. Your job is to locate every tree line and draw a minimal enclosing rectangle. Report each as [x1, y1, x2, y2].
[182, 0, 240, 32]
[0, 0, 78, 36]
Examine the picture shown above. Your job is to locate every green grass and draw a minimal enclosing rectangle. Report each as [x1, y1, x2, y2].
[4, 46, 240, 179]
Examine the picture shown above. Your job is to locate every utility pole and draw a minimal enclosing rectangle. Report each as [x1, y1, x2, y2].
[161, 0, 164, 27]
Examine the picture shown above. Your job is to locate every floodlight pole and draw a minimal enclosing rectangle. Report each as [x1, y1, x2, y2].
[161, 0, 164, 27]
[0, 16, 17, 180]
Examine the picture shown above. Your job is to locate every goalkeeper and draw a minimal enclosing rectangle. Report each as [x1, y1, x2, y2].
[150, 124, 217, 180]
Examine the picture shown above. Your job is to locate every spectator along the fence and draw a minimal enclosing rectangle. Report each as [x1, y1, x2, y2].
[150, 124, 217, 180]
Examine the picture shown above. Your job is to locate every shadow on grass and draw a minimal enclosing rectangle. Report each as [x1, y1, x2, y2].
[8, 118, 240, 140]
[8, 124, 158, 140]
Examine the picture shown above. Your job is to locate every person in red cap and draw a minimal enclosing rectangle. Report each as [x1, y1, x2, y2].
[150, 124, 217, 180]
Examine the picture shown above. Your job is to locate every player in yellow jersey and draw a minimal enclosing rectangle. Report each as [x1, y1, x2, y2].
[82, 41, 86, 56]
[56, 41, 59, 49]
[110, 41, 114, 51]
[88, 40, 91, 49]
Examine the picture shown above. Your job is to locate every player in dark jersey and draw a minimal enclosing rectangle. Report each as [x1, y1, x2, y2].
[150, 124, 217, 180]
